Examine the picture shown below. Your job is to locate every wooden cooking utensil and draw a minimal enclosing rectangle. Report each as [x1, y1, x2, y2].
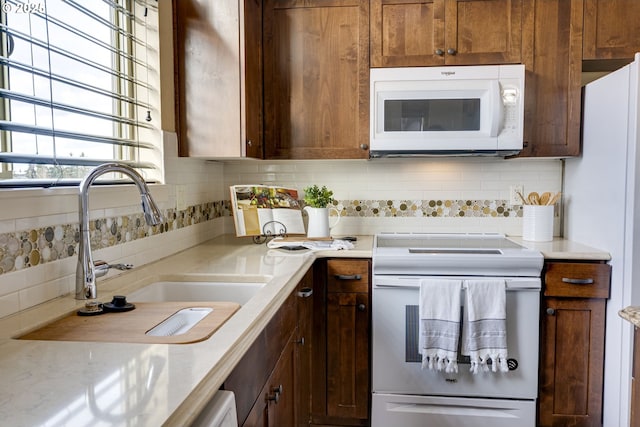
[539, 192, 551, 205]
[547, 192, 562, 205]
[527, 192, 540, 205]
[516, 191, 528, 205]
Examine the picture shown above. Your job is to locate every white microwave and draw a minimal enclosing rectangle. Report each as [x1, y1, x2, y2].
[369, 64, 525, 157]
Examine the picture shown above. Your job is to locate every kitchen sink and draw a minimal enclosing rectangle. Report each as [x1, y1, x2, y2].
[126, 276, 268, 305]
[17, 275, 268, 344]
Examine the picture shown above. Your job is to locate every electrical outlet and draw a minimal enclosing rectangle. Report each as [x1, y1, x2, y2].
[176, 185, 186, 211]
[509, 185, 524, 205]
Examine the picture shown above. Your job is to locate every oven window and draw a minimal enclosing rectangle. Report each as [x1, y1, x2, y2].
[384, 99, 481, 132]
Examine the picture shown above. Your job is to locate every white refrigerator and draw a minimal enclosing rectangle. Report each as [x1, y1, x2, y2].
[564, 52, 640, 427]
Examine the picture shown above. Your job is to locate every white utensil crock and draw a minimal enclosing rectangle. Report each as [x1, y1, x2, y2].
[522, 205, 554, 242]
[304, 206, 340, 238]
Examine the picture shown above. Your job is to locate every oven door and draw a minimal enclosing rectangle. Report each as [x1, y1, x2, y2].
[372, 275, 540, 399]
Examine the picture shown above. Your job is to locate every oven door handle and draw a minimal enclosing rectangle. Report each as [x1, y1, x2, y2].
[373, 283, 541, 290]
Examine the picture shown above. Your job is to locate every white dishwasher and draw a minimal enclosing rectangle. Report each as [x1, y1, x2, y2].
[190, 390, 238, 427]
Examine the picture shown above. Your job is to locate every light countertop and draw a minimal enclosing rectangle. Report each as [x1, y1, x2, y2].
[0, 234, 605, 426]
[0, 235, 372, 427]
[507, 237, 611, 261]
[619, 306, 640, 328]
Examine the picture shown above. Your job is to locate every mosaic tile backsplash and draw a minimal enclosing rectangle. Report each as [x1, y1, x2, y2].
[0, 201, 228, 275]
[0, 198, 526, 276]
[333, 199, 523, 218]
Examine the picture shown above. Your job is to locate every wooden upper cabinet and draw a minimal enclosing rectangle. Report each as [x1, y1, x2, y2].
[371, 0, 525, 67]
[263, 0, 370, 159]
[370, 0, 444, 67]
[519, 0, 583, 157]
[583, 0, 640, 61]
[174, 0, 263, 158]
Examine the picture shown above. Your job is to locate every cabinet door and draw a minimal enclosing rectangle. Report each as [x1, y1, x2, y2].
[521, 0, 583, 157]
[370, 0, 445, 67]
[295, 270, 314, 427]
[326, 291, 369, 421]
[583, 0, 640, 61]
[267, 336, 297, 427]
[443, 0, 524, 65]
[174, 0, 247, 157]
[371, 0, 525, 67]
[243, 0, 264, 158]
[263, 0, 370, 159]
[538, 297, 606, 427]
[243, 335, 297, 427]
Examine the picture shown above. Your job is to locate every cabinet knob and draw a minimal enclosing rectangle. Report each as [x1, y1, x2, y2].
[546, 308, 556, 315]
[295, 337, 305, 346]
[267, 392, 280, 403]
[297, 287, 313, 298]
[268, 385, 282, 403]
[357, 303, 366, 312]
[447, 48, 457, 55]
[246, 139, 253, 147]
[360, 143, 368, 150]
[435, 48, 444, 56]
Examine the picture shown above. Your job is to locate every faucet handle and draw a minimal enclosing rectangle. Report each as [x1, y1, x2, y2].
[110, 263, 134, 270]
[93, 261, 134, 278]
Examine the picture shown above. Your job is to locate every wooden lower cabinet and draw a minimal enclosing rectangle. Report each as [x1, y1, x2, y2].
[538, 261, 611, 427]
[312, 258, 370, 427]
[224, 268, 314, 427]
[244, 335, 297, 427]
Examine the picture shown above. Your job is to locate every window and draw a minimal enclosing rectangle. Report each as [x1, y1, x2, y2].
[0, 0, 160, 187]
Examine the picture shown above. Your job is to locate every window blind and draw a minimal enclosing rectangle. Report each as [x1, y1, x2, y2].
[0, 0, 160, 187]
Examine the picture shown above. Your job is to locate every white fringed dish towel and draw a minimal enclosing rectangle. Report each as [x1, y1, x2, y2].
[419, 279, 462, 373]
[463, 279, 509, 374]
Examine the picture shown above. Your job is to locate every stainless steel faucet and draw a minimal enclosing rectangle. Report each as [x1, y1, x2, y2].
[76, 163, 163, 300]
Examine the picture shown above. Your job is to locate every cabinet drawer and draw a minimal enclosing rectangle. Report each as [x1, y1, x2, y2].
[327, 259, 370, 293]
[544, 262, 611, 298]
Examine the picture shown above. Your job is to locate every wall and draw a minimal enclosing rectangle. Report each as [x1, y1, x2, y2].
[0, 154, 563, 319]
[223, 158, 563, 237]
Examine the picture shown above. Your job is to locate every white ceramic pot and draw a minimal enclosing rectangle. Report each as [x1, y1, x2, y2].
[522, 205, 554, 242]
[303, 206, 341, 238]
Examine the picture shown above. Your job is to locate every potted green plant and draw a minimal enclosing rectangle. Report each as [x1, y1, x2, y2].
[302, 185, 340, 238]
[303, 185, 334, 208]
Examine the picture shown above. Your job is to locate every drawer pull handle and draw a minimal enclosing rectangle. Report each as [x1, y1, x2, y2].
[335, 274, 361, 280]
[562, 277, 594, 285]
[297, 287, 313, 298]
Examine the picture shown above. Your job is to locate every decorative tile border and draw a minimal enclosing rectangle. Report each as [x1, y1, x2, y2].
[333, 199, 523, 218]
[0, 201, 229, 275]
[0, 198, 524, 276]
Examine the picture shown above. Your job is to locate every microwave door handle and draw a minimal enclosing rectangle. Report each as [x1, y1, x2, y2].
[489, 80, 502, 137]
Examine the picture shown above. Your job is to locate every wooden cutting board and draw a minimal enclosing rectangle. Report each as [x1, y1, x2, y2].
[19, 302, 240, 344]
